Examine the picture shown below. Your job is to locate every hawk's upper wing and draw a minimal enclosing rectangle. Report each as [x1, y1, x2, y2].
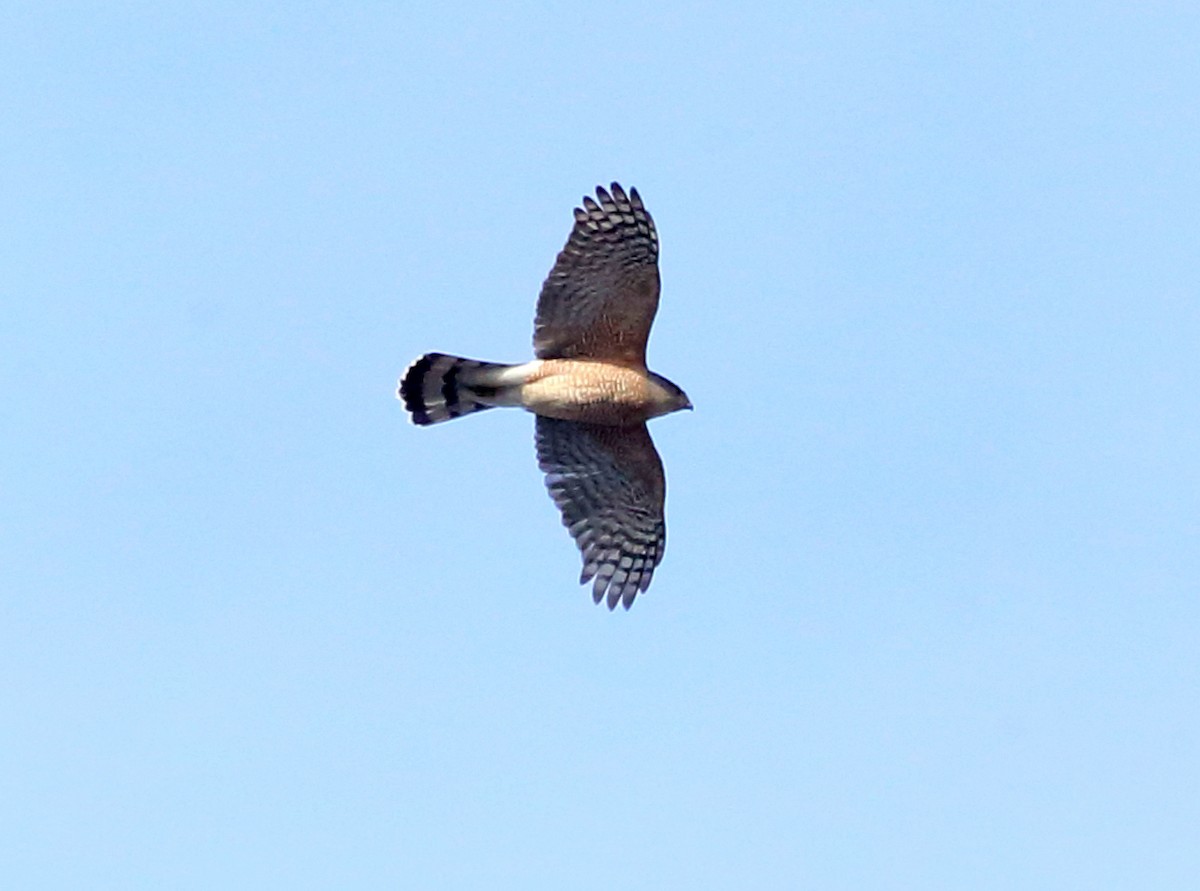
[532, 183, 660, 365]
[535, 417, 667, 610]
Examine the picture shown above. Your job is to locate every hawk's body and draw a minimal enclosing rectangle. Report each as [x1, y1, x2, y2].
[399, 184, 690, 609]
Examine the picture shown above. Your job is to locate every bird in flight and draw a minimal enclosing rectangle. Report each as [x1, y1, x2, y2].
[398, 183, 690, 609]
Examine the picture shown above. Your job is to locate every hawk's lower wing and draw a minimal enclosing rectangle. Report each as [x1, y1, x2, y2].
[535, 417, 667, 610]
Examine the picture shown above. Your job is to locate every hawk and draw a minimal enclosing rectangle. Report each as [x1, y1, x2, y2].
[398, 183, 691, 609]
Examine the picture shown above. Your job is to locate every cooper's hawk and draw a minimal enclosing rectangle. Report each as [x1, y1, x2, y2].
[398, 183, 690, 609]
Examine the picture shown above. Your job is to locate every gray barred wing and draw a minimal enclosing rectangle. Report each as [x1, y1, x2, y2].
[533, 183, 660, 365]
[535, 417, 667, 609]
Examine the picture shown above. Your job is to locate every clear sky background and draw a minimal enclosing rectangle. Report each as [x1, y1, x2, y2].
[3, 3, 1198, 888]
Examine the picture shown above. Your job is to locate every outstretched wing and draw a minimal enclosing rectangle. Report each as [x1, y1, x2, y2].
[532, 183, 660, 366]
[535, 417, 667, 609]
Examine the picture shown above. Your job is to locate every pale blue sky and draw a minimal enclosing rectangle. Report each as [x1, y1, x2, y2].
[3, 3, 1198, 888]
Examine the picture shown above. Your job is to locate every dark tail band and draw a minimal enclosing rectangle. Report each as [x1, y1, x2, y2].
[399, 352, 506, 425]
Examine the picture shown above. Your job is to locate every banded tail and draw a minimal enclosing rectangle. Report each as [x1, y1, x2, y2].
[399, 352, 523, 425]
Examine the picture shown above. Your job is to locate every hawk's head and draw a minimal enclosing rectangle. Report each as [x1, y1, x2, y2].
[647, 372, 692, 417]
